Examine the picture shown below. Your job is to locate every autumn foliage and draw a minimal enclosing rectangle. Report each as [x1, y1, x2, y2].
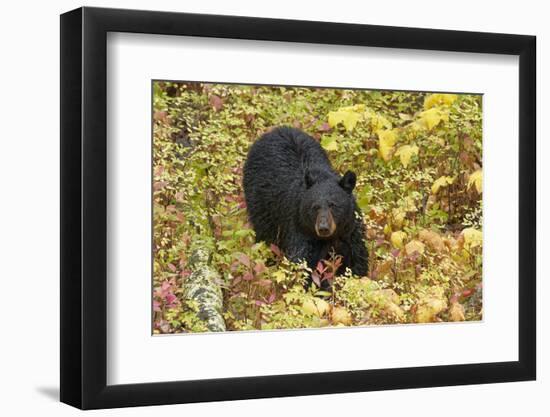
[153, 82, 483, 333]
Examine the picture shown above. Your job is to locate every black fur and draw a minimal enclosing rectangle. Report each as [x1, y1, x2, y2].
[243, 126, 368, 283]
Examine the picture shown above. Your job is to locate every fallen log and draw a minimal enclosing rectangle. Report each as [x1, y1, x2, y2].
[184, 248, 226, 332]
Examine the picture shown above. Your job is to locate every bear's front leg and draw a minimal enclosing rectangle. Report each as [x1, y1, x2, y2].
[284, 234, 336, 289]
[282, 232, 314, 268]
[349, 223, 369, 277]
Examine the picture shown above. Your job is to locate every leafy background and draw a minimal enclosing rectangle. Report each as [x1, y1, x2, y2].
[152, 81, 483, 333]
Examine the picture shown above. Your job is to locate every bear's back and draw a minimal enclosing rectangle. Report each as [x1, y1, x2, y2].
[243, 127, 331, 242]
[244, 127, 331, 185]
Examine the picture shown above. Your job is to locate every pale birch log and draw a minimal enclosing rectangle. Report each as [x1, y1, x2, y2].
[184, 248, 226, 332]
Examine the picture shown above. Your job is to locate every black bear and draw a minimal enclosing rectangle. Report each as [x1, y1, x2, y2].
[243, 126, 368, 286]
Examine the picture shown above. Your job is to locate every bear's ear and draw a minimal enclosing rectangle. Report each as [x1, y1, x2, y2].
[339, 171, 356, 192]
[305, 170, 315, 189]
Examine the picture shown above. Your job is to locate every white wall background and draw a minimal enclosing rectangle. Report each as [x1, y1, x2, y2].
[0, 0, 544, 415]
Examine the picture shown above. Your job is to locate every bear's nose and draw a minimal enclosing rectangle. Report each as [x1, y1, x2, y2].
[315, 209, 336, 238]
[318, 222, 330, 234]
[316, 217, 332, 237]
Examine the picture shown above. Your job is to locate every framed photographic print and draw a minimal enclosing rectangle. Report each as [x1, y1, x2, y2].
[60, 6, 536, 410]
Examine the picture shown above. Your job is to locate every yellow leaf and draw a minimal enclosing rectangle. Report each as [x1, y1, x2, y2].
[419, 107, 449, 130]
[327, 106, 362, 132]
[320, 135, 338, 151]
[373, 288, 401, 305]
[415, 297, 447, 323]
[341, 104, 366, 113]
[394, 144, 419, 168]
[331, 307, 352, 325]
[374, 259, 393, 277]
[424, 93, 458, 109]
[377, 129, 397, 161]
[418, 229, 446, 253]
[462, 228, 482, 249]
[370, 289, 404, 321]
[342, 112, 360, 131]
[358, 277, 379, 291]
[405, 240, 425, 256]
[369, 113, 392, 131]
[414, 287, 447, 323]
[403, 196, 418, 213]
[328, 111, 340, 128]
[429, 134, 446, 146]
[468, 169, 483, 193]
[449, 301, 466, 321]
[383, 302, 405, 321]
[302, 298, 330, 317]
[409, 121, 424, 132]
[392, 207, 406, 229]
[391, 231, 407, 249]
[431, 176, 454, 194]
[272, 270, 286, 283]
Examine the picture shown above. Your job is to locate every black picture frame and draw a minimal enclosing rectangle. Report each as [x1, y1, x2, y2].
[60, 6, 536, 410]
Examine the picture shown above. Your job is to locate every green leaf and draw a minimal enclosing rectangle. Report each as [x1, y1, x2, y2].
[320, 135, 338, 151]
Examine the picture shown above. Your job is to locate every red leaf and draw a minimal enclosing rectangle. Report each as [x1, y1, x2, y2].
[153, 111, 167, 122]
[154, 166, 165, 176]
[167, 263, 177, 272]
[267, 292, 276, 303]
[230, 261, 240, 272]
[153, 181, 167, 191]
[244, 113, 256, 124]
[165, 293, 178, 307]
[462, 289, 474, 297]
[209, 94, 224, 112]
[316, 261, 327, 274]
[318, 122, 331, 132]
[243, 272, 254, 281]
[236, 253, 251, 267]
[254, 262, 267, 275]
[311, 271, 321, 287]
[270, 244, 282, 257]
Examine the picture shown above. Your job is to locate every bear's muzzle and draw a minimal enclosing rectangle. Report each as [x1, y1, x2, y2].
[315, 209, 336, 238]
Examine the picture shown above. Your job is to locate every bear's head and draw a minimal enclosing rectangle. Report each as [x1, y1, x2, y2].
[299, 170, 357, 240]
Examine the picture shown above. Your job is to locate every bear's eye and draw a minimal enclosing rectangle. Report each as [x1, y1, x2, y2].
[312, 203, 321, 211]
[328, 202, 336, 208]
